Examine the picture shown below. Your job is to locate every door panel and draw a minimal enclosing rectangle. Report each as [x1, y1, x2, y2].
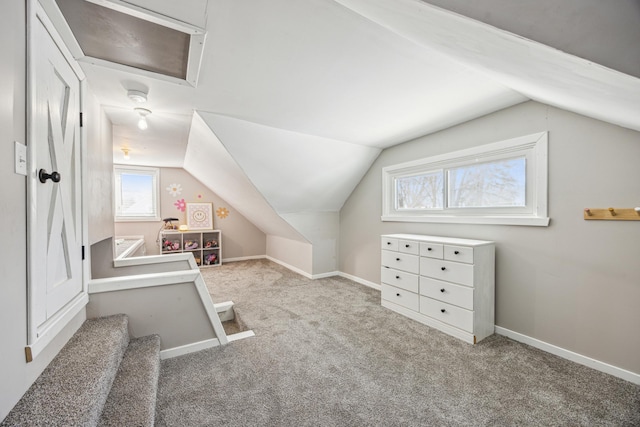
[29, 9, 83, 345]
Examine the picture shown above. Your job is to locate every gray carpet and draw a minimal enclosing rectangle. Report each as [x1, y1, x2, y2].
[2, 314, 129, 427]
[99, 334, 161, 427]
[155, 259, 640, 426]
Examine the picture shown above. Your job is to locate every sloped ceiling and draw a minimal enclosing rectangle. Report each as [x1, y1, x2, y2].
[197, 113, 381, 214]
[49, 0, 639, 249]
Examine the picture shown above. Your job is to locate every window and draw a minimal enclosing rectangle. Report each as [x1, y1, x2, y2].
[114, 166, 160, 221]
[382, 132, 549, 226]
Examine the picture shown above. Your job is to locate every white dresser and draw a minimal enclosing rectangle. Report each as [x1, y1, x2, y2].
[381, 234, 495, 344]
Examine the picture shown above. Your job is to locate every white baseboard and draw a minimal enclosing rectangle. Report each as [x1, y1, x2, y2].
[338, 272, 381, 291]
[160, 338, 221, 359]
[312, 271, 340, 279]
[495, 326, 640, 385]
[222, 255, 266, 263]
[265, 255, 314, 279]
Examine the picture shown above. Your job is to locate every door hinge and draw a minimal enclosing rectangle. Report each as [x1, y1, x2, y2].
[82, 245, 85, 260]
[79, 112, 83, 127]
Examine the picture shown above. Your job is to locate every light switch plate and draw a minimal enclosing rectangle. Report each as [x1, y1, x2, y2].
[15, 141, 27, 176]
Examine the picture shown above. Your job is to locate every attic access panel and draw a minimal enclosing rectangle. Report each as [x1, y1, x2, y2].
[56, 0, 205, 85]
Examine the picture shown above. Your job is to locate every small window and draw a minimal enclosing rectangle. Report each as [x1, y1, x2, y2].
[114, 166, 160, 221]
[382, 132, 549, 226]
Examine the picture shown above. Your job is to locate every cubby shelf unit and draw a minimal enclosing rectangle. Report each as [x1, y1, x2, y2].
[160, 229, 221, 267]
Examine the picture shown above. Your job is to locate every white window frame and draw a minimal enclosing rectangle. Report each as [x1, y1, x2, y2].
[114, 165, 161, 222]
[382, 132, 549, 226]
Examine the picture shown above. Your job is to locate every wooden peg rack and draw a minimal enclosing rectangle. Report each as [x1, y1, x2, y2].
[583, 207, 640, 221]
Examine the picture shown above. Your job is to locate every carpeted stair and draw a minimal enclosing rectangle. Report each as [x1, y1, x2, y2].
[2, 314, 161, 427]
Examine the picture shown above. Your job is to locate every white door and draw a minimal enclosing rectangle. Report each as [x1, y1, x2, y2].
[27, 6, 86, 358]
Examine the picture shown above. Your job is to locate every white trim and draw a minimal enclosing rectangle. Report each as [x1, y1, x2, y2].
[193, 274, 228, 345]
[114, 165, 161, 222]
[88, 270, 201, 293]
[227, 330, 256, 342]
[495, 326, 640, 385]
[113, 252, 197, 269]
[26, 293, 88, 361]
[266, 255, 313, 279]
[312, 271, 340, 280]
[222, 255, 267, 263]
[338, 272, 381, 291]
[115, 237, 144, 260]
[381, 215, 550, 227]
[160, 330, 255, 360]
[382, 132, 549, 226]
[160, 337, 221, 360]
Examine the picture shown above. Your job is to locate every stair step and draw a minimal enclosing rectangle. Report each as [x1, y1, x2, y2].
[98, 334, 161, 427]
[2, 314, 129, 427]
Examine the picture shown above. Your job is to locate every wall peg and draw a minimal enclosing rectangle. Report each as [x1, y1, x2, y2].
[583, 207, 640, 221]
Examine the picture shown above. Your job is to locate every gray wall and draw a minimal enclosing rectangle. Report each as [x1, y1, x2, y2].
[339, 101, 640, 375]
[423, 0, 640, 78]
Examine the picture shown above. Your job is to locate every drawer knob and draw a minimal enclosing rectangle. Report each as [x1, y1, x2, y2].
[440, 288, 445, 293]
[454, 250, 459, 255]
[405, 244, 410, 248]
[427, 247, 432, 251]
[441, 267, 446, 271]
[395, 275, 400, 279]
[396, 258, 400, 261]
[387, 242, 391, 245]
[440, 309, 446, 313]
[396, 293, 400, 297]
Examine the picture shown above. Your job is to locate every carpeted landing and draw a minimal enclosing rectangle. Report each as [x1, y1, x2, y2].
[155, 259, 640, 426]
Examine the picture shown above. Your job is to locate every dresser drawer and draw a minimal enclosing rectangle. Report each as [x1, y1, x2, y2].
[398, 239, 419, 255]
[382, 285, 419, 312]
[382, 250, 419, 274]
[420, 242, 443, 259]
[381, 237, 398, 251]
[420, 276, 473, 310]
[420, 296, 473, 333]
[420, 257, 474, 286]
[381, 267, 419, 293]
[444, 245, 474, 264]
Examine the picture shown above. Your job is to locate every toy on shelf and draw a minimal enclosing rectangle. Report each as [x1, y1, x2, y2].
[204, 253, 218, 266]
[184, 240, 199, 250]
[204, 240, 218, 248]
[162, 238, 180, 252]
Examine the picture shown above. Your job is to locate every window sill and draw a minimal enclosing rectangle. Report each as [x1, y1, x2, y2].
[381, 215, 550, 227]
[115, 217, 161, 223]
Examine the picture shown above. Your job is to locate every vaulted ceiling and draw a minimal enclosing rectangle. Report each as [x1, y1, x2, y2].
[50, 0, 640, 253]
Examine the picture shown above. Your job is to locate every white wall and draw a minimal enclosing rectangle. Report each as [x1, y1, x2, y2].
[339, 101, 640, 375]
[281, 212, 340, 275]
[266, 235, 313, 276]
[86, 88, 113, 245]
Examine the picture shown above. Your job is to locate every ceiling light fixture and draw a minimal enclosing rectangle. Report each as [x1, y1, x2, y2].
[135, 107, 151, 130]
[127, 89, 148, 103]
[122, 147, 130, 160]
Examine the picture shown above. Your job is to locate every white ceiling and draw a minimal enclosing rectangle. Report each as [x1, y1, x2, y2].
[51, 0, 639, 242]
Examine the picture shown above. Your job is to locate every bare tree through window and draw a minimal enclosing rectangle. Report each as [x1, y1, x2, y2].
[448, 157, 525, 208]
[396, 171, 443, 210]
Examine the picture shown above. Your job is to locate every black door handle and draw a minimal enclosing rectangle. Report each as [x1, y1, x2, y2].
[39, 169, 60, 183]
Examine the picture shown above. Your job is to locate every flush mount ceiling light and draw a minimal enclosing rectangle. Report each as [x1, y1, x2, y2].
[135, 108, 151, 130]
[127, 89, 148, 103]
[121, 147, 130, 160]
